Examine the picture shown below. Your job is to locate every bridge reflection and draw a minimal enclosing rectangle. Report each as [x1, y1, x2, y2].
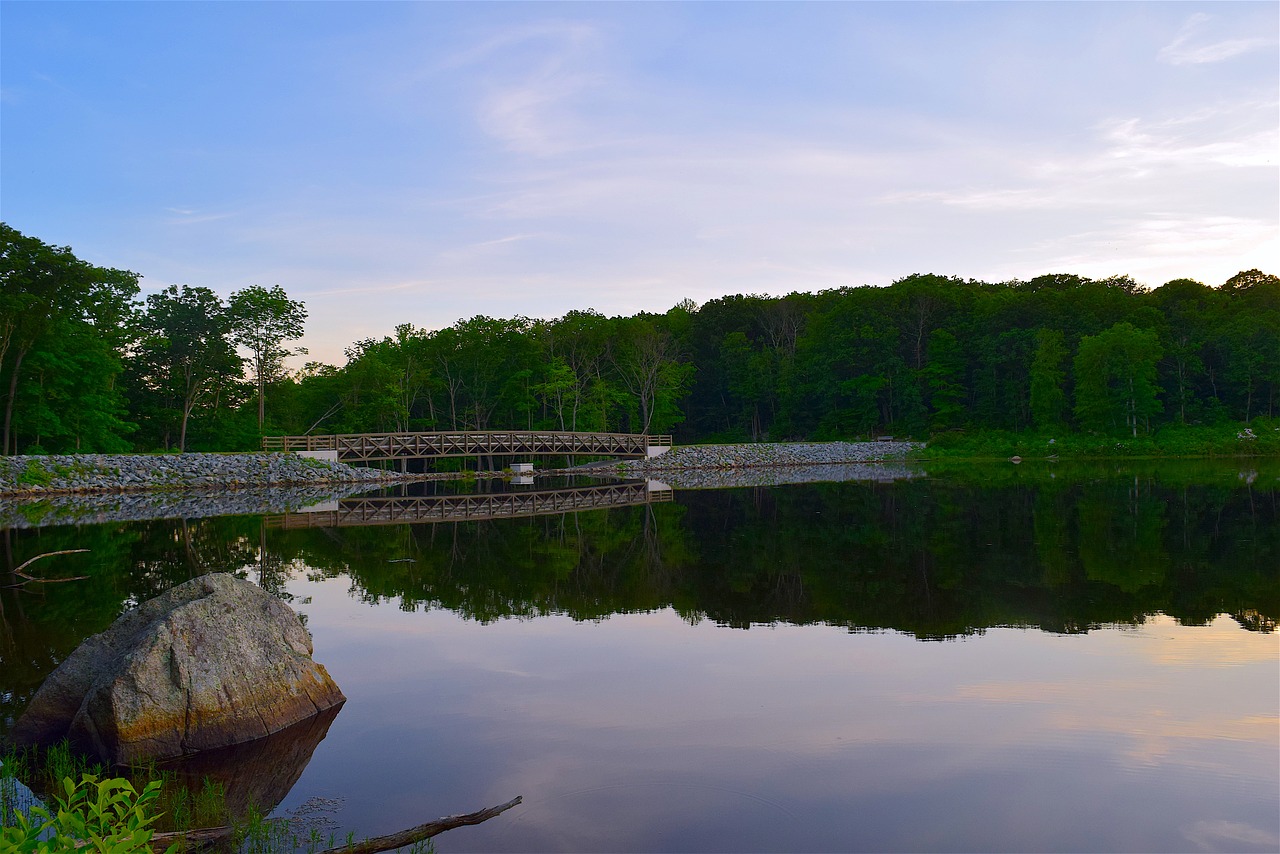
[266, 481, 672, 529]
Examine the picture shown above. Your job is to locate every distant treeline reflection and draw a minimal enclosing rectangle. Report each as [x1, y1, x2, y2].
[2, 463, 1275, 730]
[288, 464, 1275, 637]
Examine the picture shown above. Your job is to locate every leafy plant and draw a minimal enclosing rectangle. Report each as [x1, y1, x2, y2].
[1, 773, 174, 853]
[16, 461, 52, 487]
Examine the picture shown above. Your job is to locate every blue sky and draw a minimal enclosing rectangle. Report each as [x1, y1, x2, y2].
[3, 2, 1276, 365]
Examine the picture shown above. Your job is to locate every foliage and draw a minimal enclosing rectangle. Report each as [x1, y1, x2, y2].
[127, 285, 243, 451]
[3, 223, 1279, 455]
[228, 284, 308, 431]
[915, 420, 1280, 460]
[1, 224, 140, 455]
[1, 774, 172, 853]
[1073, 322, 1163, 436]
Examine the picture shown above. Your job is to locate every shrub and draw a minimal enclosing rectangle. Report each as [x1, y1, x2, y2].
[1, 774, 173, 853]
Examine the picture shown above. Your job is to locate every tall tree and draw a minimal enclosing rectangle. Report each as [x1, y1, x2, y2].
[1073, 322, 1163, 436]
[227, 285, 307, 431]
[0, 224, 139, 454]
[132, 285, 241, 450]
[1029, 329, 1069, 430]
[612, 317, 694, 434]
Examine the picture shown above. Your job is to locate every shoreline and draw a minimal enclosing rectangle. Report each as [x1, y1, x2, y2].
[0, 452, 419, 499]
[0, 442, 925, 498]
[3, 438, 1272, 499]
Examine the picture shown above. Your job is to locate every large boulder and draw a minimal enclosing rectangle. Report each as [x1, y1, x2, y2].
[14, 573, 344, 765]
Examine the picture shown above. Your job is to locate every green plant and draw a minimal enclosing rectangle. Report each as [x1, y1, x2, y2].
[16, 461, 53, 487]
[1, 774, 175, 853]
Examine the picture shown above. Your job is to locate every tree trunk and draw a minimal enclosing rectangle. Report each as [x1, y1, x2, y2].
[2, 346, 29, 455]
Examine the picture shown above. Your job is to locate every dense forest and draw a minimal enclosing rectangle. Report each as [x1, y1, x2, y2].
[2, 222, 1277, 455]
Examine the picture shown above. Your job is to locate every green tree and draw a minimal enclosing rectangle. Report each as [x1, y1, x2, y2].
[612, 317, 694, 434]
[227, 285, 307, 431]
[921, 328, 967, 429]
[131, 285, 241, 450]
[1029, 328, 1069, 430]
[1073, 322, 1163, 436]
[0, 224, 139, 454]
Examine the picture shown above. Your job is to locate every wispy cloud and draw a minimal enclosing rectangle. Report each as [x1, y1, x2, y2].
[163, 208, 236, 225]
[1158, 13, 1275, 65]
[454, 21, 614, 157]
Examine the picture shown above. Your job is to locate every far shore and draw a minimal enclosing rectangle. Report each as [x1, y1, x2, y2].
[0, 441, 922, 499]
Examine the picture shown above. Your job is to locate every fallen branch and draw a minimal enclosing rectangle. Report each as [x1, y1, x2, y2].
[318, 795, 523, 854]
[149, 825, 232, 851]
[5, 549, 90, 587]
[141, 795, 522, 854]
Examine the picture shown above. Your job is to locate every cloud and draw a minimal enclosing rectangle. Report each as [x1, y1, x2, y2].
[1158, 13, 1275, 66]
[449, 21, 614, 157]
[163, 208, 236, 225]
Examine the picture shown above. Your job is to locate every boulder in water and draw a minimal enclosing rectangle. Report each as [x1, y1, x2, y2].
[14, 573, 344, 765]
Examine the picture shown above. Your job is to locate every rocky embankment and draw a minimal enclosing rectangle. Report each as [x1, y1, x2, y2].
[616, 441, 922, 474]
[606, 441, 923, 489]
[0, 452, 400, 498]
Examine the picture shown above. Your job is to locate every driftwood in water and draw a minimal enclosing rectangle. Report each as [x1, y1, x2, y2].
[4, 549, 90, 588]
[318, 796, 523, 854]
[149, 826, 233, 850]
[145, 795, 522, 853]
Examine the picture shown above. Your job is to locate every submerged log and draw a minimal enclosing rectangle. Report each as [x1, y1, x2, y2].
[146, 795, 523, 854]
[318, 796, 523, 854]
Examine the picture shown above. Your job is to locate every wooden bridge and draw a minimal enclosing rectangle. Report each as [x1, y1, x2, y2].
[266, 481, 673, 529]
[262, 430, 672, 463]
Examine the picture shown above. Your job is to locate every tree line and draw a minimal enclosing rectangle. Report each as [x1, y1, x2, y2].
[1, 222, 1276, 455]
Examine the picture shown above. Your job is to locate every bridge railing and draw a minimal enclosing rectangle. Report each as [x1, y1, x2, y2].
[263, 430, 671, 461]
[262, 435, 336, 452]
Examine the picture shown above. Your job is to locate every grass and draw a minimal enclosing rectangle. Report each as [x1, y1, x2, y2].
[913, 419, 1280, 461]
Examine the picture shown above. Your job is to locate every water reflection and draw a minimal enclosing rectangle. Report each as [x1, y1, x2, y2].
[2, 462, 1274, 732]
[1, 461, 1277, 851]
[267, 480, 672, 529]
[158, 703, 343, 818]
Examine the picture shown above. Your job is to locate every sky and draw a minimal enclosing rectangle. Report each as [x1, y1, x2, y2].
[2, 2, 1277, 367]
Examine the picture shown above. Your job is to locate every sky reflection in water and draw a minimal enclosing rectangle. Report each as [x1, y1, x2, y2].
[3, 464, 1276, 852]
[284, 580, 1278, 853]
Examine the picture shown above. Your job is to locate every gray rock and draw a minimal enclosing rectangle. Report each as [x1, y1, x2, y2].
[616, 441, 923, 476]
[14, 573, 344, 765]
[0, 452, 402, 498]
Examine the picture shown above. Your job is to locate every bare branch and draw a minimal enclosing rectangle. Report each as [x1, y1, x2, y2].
[318, 795, 522, 854]
[11, 549, 90, 582]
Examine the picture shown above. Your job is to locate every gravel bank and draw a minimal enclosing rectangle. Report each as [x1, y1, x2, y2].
[614, 441, 922, 476]
[0, 452, 404, 498]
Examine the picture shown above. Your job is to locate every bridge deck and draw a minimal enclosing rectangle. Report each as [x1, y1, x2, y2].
[267, 482, 672, 528]
[263, 430, 671, 462]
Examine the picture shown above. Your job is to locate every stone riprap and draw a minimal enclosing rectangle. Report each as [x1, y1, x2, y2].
[0, 482, 385, 529]
[638, 462, 921, 490]
[615, 441, 922, 477]
[0, 452, 401, 498]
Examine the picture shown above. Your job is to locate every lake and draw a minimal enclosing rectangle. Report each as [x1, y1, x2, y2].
[2, 460, 1277, 852]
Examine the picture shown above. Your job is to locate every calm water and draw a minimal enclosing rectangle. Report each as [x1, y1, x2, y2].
[1, 461, 1277, 852]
